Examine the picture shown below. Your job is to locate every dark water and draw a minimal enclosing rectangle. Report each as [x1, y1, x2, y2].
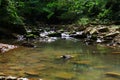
[0, 39, 120, 80]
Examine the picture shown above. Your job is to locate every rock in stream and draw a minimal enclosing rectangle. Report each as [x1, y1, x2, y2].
[0, 43, 18, 53]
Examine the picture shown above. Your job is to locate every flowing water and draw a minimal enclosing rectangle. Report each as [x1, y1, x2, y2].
[0, 39, 120, 80]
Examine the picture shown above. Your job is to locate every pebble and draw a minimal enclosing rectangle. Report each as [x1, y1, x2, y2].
[0, 76, 5, 80]
[6, 76, 17, 80]
[17, 78, 29, 80]
[105, 72, 120, 78]
[0, 76, 30, 80]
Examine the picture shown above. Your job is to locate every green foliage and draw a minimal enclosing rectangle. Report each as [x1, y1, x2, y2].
[77, 18, 90, 25]
[0, 0, 23, 25]
[0, 0, 120, 25]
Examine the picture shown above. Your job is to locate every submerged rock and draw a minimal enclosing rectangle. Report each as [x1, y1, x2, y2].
[54, 72, 75, 80]
[93, 66, 109, 69]
[25, 71, 39, 76]
[105, 72, 120, 78]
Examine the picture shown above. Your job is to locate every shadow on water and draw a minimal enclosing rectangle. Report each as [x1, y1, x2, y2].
[0, 39, 120, 80]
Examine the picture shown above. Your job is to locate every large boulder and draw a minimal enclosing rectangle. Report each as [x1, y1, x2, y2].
[0, 43, 18, 53]
[84, 27, 98, 35]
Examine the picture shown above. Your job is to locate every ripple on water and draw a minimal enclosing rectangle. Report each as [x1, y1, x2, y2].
[0, 39, 120, 80]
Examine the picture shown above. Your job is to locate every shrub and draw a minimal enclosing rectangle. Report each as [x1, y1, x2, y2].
[0, 0, 23, 25]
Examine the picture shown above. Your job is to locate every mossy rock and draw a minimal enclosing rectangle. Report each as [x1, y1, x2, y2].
[26, 34, 37, 39]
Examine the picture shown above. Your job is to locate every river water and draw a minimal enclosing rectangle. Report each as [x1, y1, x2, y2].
[0, 39, 120, 80]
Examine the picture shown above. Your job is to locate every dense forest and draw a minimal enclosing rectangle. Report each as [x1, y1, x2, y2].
[0, 0, 120, 37]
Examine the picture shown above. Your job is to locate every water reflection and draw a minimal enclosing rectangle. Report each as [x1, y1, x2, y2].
[0, 39, 120, 80]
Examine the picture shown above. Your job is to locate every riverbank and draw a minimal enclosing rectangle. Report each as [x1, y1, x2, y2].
[0, 24, 120, 79]
[24, 24, 120, 48]
[0, 25, 120, 53]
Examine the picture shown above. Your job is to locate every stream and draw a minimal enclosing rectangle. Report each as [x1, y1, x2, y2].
[0, 39, 120, 80]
